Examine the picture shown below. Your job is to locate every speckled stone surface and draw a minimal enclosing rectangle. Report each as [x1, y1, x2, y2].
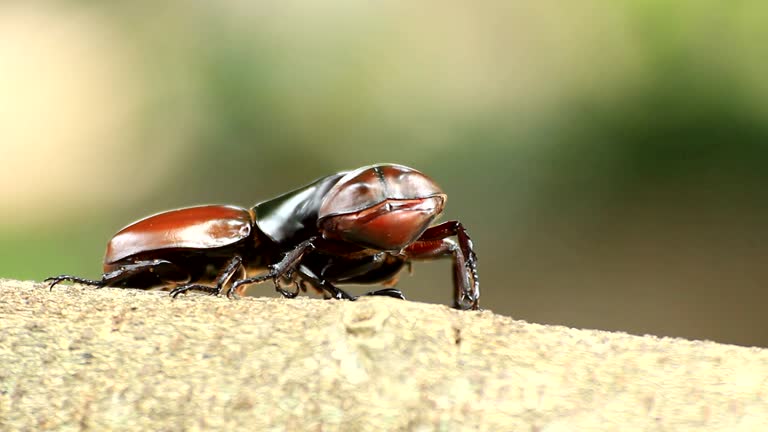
[1, 278, 767, 431]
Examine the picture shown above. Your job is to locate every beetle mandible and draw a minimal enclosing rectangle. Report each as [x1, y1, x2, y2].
[46, 164, 480, 309]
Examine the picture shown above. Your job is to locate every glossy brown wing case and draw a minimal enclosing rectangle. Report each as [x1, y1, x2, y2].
[105, 205, 252, 264]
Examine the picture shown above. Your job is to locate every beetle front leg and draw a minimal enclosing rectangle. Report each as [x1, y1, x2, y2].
[406, 221, 479, 310]
[169, 256, 244, 298]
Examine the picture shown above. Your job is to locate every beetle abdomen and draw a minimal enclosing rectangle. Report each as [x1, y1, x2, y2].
[105, 205, 253, 264]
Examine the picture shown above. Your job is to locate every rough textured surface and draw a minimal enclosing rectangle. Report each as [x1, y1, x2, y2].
[1, 278, 767, 431]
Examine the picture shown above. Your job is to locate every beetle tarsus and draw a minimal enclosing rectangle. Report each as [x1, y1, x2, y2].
[229, 269, 277, 297]
[45, 275, 104, 291]
[361, 288, 406, 300]
[169, 284, 219, 298]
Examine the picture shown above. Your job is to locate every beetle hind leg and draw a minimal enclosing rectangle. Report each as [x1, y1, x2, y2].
[45, 275, 104, 291]
[46, 259, 188, 291]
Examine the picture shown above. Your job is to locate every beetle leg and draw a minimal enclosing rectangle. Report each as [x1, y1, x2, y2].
[295, 264, 404, 301]
[45, 275, 104, 290]
[230, 238, 317, 297]
[230, 238, 365, 302]
[293, 265, 356, 301]
[405, 221, 479, 310]
[277, 280, 301, 299]
[169, 256, 244, 298]
[46, 259, 189, 291]
[361, 288, 407, 300]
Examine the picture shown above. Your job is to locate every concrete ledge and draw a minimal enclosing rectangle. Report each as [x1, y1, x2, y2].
[1, 278, 766, 430]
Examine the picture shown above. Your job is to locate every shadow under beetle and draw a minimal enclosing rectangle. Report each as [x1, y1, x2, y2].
[46, 164, 480, 310]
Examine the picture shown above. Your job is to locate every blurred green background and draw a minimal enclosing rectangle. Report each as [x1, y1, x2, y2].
[2, 2, 767, 346]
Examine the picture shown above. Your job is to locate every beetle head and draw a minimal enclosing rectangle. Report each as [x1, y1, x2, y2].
[317, 164, 446, 251]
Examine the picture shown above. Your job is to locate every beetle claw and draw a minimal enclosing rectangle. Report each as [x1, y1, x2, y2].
[169, 286, 188, 298]
[44, 276, 64, 291]
[455, 292, 479, 310]
[275, 285, 300, 299]
[223, 286, 239, 299]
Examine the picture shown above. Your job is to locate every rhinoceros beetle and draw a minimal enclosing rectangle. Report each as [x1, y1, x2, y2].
[46, 164, 480, 309]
